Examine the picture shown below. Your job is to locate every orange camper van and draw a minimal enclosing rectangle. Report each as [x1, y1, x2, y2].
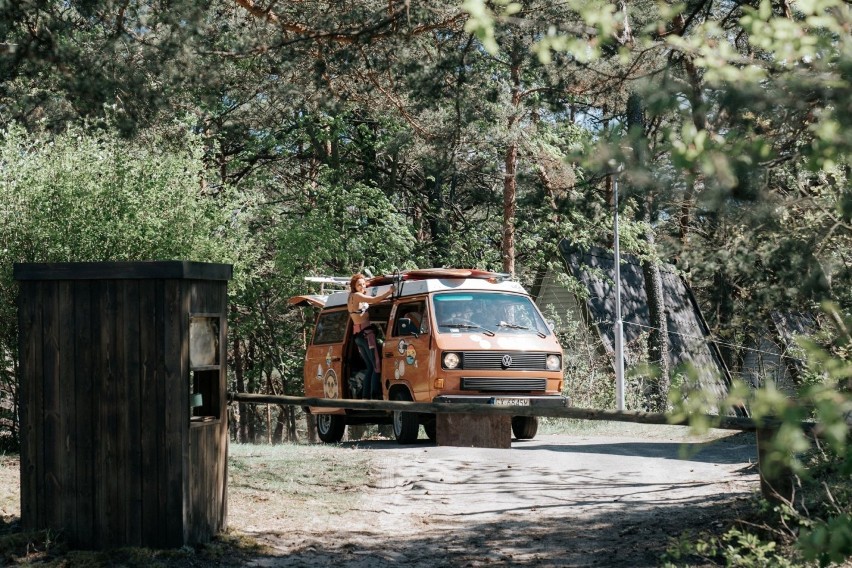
[290, 269, 567, 444]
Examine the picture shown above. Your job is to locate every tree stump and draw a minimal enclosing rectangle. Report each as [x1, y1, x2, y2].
[436, 413, 511, 448]
[756, 425, 795, 504]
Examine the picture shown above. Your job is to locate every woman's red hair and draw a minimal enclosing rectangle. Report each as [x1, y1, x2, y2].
[349, 273, 365, 291]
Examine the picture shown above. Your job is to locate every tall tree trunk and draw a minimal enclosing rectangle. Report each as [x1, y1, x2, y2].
[272, 406, 285, 444]
[679, 53, 707, 248]
[711, 217, 737, 369]
[247, 338, 258, 443]
[503, 141, 518, 276]
[266, 370, 275, 443]
[427, 170, 450, 264]
[641, 231, 670, 411]
[627, 92, 670, 411]
[502, 58, 521, 276]
[287, 405, 297, 441]
[234, 331, 248, 444]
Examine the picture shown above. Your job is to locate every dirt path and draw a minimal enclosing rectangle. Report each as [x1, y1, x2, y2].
[242, 430, 760, 567]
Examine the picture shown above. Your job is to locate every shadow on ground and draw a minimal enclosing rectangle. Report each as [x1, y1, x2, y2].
[343, 430, 758, 465]
[242, 493, 755, 567]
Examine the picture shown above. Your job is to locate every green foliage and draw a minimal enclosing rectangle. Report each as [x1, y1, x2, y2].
[664, 449, 851, 567]
[799, 514, 852, 567]
[666, 304, 851, 565]
[0, 123, 252, 437]
[0, 124, 245, 264]
[663, 527, 797, 567]
[275, 175, 416, 281]
[542, 305, 615, 409]
[223, 172, 419, 428]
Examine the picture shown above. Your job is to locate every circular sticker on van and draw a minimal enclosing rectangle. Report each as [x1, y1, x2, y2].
[397, 339, 408, 355]
[323, 369, 338, 398]
[405, 345, 417, 366]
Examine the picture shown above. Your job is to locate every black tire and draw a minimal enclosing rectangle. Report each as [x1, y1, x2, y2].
[392, 391, 419, 444]
[423, 417, 437, 441]
[316, 414, 346, 443]
[511, 416, 539, 440]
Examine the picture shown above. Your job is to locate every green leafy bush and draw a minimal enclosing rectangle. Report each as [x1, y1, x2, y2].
[0, 123, 252, 440]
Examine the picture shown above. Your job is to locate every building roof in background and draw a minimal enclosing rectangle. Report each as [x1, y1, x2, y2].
[556, 239, 734, 404]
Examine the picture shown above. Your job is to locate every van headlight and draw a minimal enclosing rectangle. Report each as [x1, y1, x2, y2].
[546, 354, 562, 371]
[442, 352, 461, 369]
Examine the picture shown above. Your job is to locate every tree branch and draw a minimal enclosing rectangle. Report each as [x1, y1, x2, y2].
[234, 0, 465, 45]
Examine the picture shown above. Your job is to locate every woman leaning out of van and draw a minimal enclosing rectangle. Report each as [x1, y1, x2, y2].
[348, 273, 393, 399]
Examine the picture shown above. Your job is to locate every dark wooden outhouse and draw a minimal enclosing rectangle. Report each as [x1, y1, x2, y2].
[14, 261, 232, 549]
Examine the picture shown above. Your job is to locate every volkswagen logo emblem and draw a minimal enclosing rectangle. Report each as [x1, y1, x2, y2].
[501, 354, 513, 368]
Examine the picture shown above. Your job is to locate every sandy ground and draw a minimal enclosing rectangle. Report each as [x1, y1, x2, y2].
[238, 430, 760, 567]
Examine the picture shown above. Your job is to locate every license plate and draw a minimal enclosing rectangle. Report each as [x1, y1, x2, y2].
[494, 398, 530, 406]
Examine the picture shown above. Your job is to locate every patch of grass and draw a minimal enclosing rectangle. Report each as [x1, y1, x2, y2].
[229, 442, 372, 495]
[228, 442, 376, 523]
[0, 454, 20, 520]
[538, 418, 742, 441]
[0, 443, 377, 565]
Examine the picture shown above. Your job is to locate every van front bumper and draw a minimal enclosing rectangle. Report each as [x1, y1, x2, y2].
[433, 394, 569, 407]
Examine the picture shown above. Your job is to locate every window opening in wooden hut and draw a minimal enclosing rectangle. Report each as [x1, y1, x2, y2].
[190, 315, 221, 422]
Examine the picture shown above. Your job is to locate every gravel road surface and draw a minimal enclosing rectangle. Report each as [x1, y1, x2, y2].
[244, 429, 760, 567]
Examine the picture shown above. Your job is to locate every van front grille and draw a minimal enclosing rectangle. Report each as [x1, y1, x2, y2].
[460, 351, 547, 371]
[460, 378, 548, 392]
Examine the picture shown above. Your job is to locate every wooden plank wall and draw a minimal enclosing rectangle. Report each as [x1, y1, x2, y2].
[18, 275, 228, 549]
[162, 279, 188, 548]
[18, 281, 42, 533]
[73, 281, 95, 546]
[138, 279, 161, 546]
[188, 421, 227, 542]
[187, 280, 228, 543]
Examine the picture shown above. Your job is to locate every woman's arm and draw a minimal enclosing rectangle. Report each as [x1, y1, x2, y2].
[350, 287, 392, 305]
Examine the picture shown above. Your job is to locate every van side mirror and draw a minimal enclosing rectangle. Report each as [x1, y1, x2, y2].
[398, 317, 419, 337]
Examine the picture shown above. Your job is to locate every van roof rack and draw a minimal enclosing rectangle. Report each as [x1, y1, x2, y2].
[304, 276, 350, 285]
[304, 275, 351, 294]
[367, 268, 511, 286]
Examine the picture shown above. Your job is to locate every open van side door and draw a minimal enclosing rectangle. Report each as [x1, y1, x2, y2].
[385, 299, 432, 401]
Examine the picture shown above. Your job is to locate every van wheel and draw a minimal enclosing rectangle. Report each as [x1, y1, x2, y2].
[392, 391, 419, 444]
[316, 414, 345, 443]
[423, 417, 437, 441]
[511, 416, 538, 440]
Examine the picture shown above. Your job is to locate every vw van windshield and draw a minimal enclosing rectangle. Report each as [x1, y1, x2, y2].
[433, 292, 550, 336]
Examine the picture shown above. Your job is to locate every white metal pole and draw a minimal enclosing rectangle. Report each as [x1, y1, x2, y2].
[613, 170, 625, 411]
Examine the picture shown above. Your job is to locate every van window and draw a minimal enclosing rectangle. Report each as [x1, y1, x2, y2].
[433, 292, 550, 336]
[312, 310, 349, 344]
[393, 301, 428, 336]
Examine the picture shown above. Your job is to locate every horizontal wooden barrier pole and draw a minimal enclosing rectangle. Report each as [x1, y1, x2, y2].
[228, 392, 781, 432]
